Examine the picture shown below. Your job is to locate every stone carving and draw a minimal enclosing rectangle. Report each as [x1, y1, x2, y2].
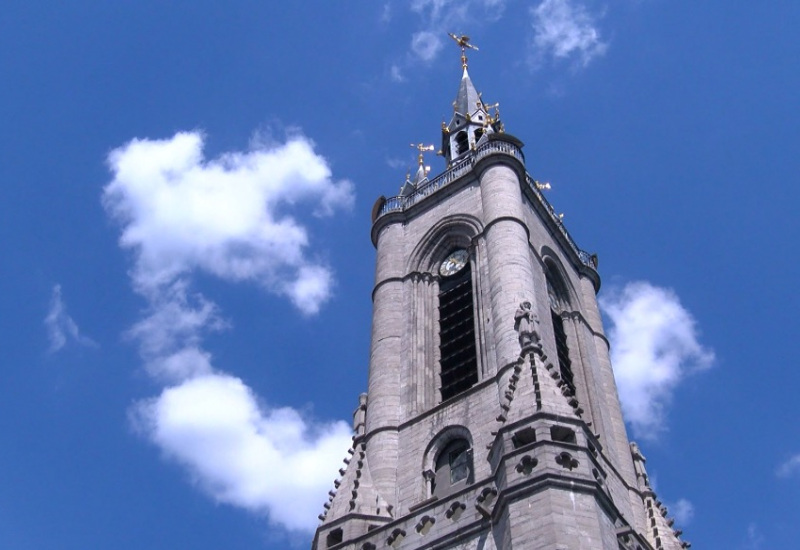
[515, 455, 538, 475]
[353, 393, 367, 436]
[514, 301, 541, 350]
[555, 451, 579, 471]
[445, 501, 466, 520]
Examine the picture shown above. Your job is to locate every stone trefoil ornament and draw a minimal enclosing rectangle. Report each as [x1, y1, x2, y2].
[514, 301, 542, 351]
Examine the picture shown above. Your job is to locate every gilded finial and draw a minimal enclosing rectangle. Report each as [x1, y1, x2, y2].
[411, 143, 434, 164]
[410, 143, 435, 173]
[447, 33, 479, 69]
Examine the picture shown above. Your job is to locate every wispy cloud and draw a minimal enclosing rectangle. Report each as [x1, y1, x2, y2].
[670, 498, 694, 525]
[405, 0, 506, 64]
[600, 281, 714, 439]
[776, 454, 800, 478]
[44, 284, 96, 352]
[104, 130, 355, 533]
[389, 64, 405, 82]
[529, 0, 607, 69]
[744, 522, 765, 549]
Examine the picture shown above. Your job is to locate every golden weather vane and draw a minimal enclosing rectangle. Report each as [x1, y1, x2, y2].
[411, 143, 435, 164]
[410, 143, 435, 175]
[447, 33, 479, 69]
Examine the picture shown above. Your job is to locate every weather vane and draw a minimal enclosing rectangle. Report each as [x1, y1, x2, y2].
[410, 143, 435, 176]
[448, 33, 479, 69]
[411, 143, 435, 165]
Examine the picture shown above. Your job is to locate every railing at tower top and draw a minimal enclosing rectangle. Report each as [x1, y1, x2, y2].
[375, 140, 597, 270]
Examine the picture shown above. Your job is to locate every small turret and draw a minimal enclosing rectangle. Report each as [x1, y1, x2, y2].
[441, 35, 503, 165]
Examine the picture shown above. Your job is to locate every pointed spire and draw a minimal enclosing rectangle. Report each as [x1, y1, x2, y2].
[442, 33, 502, 164]
[454, 67, 482, 118]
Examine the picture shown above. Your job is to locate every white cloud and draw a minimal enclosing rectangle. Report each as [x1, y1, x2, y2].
[600, 281, 714, 439]
[104, 129, 355, 533]
[411, 31, 443, 62]
[405, 0, 506, 63]
[132, 373, 352, 533]
[670, 498, 694, 525]
[744, 523, 765, 549]
[776, 454, 800, 478]
[103, 131, 354, 314]
[530, 0, 607, 68]
[390, 64, 405, 83]
[44, 284, 96, 352]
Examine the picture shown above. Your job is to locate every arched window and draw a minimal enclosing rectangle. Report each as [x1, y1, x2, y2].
[546, 264, 575, 397]
[437, 249, 478, 401]
[432, 439, 473, 498]
[454, 131, 469, 156]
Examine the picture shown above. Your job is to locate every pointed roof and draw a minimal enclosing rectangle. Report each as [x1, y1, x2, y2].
[454, 67, 482, 117]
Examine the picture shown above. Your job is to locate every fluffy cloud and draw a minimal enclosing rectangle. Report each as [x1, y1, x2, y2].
[776, 454, 800, 478]
[44, 284, 96, 352]
[132, 374, 352, 533]
[530, 0, 607, 68]
[600, 282, 714, 438]
[103, 131, 353, 314]
[104, 130, 355, 533]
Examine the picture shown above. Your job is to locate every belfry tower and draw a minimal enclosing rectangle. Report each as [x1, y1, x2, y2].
[313, 39, 689, 550]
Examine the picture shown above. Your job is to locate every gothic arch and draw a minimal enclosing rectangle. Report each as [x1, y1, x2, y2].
[422, 425, 474, 498]
[540, 246, 579, 311]
[407, 214, 483, 274]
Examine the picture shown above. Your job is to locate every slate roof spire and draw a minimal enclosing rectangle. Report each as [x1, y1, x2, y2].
[441, 34, 502, 165]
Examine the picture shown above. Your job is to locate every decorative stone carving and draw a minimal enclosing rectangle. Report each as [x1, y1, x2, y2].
[415, 515, 435, 535]
[353, 393, 367, 436]
[555, 451, 579, 470]
[387, 528, 406, 547]
[514, 301, 542, 350]
[445, 501, 466, 521]
[515, 455, 538, 475]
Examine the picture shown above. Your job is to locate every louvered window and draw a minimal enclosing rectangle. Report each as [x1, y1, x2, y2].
[439, 263, 478, 401]
[547, 274, 575, 397]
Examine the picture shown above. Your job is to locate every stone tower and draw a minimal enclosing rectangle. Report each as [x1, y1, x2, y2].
[313, 47, 689, 550]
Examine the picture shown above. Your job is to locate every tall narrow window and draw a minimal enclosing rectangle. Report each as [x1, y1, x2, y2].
[547, 269, 575, 397]
[551, 311, 575, 396]
[438, 249, 478, 401]
[454, 131, 469, 156]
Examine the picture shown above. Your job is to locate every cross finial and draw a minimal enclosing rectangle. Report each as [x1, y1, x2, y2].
[448, 33, 479, 69]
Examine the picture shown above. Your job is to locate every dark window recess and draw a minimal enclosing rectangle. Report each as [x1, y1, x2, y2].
[551, 311, 575, 396]
[439, 265, 478, 401]
[512, 427, 537, 449]
[455, 131, 469, 155]
[326, 528, 343, 547]
[550, 426, 577, 444]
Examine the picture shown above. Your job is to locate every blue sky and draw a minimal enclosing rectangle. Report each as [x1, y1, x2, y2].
[1, 1, 798, 548]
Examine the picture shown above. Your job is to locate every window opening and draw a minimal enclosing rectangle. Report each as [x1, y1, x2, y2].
[433, 439, 472, 497]
[326, 528, 343, 547]
[439, 256, 478, 401]
[550, 426, 577, 444]
[512, 427, 537, 449]
[455, 131, 469, 155]
[551, 310, 575, 396]
[547, 270, 575, 397]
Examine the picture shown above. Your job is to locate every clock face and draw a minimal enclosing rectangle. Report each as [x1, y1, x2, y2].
[439, 249, 469, 277]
